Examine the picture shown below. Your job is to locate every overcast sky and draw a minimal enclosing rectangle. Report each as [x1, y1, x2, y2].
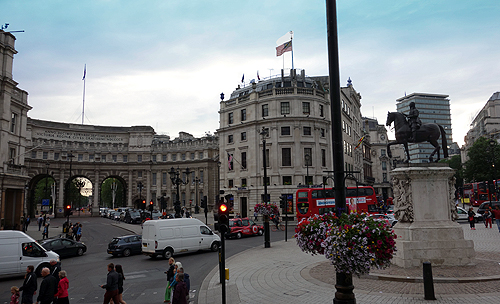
[5, 0, 500, 146]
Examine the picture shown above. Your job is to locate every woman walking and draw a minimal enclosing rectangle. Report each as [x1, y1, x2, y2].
[468, 207, 476, 230]
[114, 264, 127, 304]
[54, 270, 69, 304]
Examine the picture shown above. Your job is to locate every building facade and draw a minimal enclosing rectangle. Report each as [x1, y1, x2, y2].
[396, 93, 453, 163]
[217, 70, 365, 217]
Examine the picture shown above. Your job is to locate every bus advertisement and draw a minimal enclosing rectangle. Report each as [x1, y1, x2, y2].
[296, 186, 378, 222]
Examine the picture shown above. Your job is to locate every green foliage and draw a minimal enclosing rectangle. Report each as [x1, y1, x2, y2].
[463, 137, 500, 182]
[100, 178, 124, 208]
[34, 177, 55, 204]
[440, 154, 463, 188]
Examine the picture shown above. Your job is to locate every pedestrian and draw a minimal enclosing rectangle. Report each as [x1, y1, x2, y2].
[100, 263, 120, 304]
[491, 205, 500, 233]
[54, 270, 69, 304]
[49, 260, 61, 282]
[483, 208, 492, 228]
[76, 224, 82, 242]
[46, 217, 50, 228]
[25, 215, 30, 231]
[65, 222, 73, 240]
[172, 273, 188, 304]
[164, 258, 176, 303]
[36, 267, 58, 304]
[38, 215, 43, 231]
[10, 286, 20, 304]
[177, 267, 190, 302]
[468, 207, 476, 230]
[254, 211, 258, 221]
[43, 213, 47, 226]
[167, 262, 182, 304]
[114, 265, 127, 304]
[42, 224, 49, 239]
[19, 265, 37, 304]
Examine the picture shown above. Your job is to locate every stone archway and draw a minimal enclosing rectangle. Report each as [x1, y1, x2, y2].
[26, 173, 56, 218]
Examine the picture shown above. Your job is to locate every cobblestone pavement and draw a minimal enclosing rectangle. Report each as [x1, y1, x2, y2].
[198, 223, 500, 304]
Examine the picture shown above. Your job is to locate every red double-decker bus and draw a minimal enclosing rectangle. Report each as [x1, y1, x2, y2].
[296, 186, 378, 222]
[463, 182, 491, 206]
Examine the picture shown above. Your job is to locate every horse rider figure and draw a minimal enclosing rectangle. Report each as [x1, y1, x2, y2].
[406, 102, 421, 142]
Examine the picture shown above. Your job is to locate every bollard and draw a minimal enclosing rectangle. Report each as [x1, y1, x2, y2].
[423, 262, 436, 300]
[225, 267, 229, 280]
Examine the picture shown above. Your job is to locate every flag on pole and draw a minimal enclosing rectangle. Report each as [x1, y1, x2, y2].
[276, 40, 292, 56]
[241, 74, 244, 83]
[257, 71, 260, 81]
[227, 152, 233, 170]
[354, 135, 365, 150]
[82, 64, 86, 80]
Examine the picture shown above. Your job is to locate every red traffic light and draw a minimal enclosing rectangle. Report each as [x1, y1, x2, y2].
[65, 205, 71, 209]
[149, 201, 153, 205]
[219, 204, 227, 212]
[142, 200, 146, 204]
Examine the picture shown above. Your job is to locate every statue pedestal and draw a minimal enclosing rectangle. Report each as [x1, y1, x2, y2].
[391, 164, 475, 268]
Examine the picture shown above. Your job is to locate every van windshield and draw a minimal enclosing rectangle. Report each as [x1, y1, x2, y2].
[22, 242, 46, 257]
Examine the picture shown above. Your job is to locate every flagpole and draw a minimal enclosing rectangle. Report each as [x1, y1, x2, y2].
[291, 37, 294, 71]
[82, 64, 86, 125]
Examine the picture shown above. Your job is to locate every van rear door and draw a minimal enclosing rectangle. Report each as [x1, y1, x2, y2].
[0, 238, 20, 275]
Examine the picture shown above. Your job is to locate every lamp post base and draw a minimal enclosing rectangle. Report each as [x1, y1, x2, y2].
[333, 272, 355, 304]
[264, 215, 270, 248]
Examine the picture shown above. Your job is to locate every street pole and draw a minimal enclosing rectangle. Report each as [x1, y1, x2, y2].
[111, 179, 117, 210]
[261, 127, 270, 248]
[326, 0, 354, 303]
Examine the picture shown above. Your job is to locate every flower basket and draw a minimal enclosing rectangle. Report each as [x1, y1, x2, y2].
[254, 203, 279, 216]
[295, 212, 396, 276]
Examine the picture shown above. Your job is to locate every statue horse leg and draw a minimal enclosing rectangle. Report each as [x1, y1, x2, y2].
[428, 139, 441, 162]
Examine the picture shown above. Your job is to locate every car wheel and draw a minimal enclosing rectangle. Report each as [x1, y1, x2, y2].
[123, 248, 131, 257]
[77, 248, 84, 256]
[236, 232, 242, 239]
[162, 248, 173, 259]
[211, 242, 220, 252]
[258, 229, 263, 236]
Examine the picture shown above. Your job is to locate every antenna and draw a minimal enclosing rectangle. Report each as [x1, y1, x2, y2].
[1, 23, 25, 33]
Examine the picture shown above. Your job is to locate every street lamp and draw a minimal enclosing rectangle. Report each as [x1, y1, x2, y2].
[169, 167, 191, 218]
[111, 179, 117, 209]
[75, 179, 86, 216]
[44, 162, 49, 215]
[260, 127, 271, 248]
[489, 140, 497, 201]
[193, 176, 201, 214]
[305, 154, 311, 185]
[137, 182, 143, 208]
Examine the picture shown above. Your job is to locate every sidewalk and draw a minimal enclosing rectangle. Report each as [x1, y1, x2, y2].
[198, 224, 500, 304]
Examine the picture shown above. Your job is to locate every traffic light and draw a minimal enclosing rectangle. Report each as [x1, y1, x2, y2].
[201, 196, 207, 209]
[148, 200, 154, 212]
[218, 202, 229, 233]
[64, 205, 71, 217]
[142, 200, 146, 210]
[280, 195, 286, 209]
[174, 200, 181, 215]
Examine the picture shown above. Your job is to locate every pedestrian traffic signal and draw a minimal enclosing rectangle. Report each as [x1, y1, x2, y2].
[64, 205, 72, 217]
[280, 195, 286, 209]
[201, 196, 207, 209]
[148, 200, 154, 211]
[142, 200, 146, 210]
[218, 203, 229, 233]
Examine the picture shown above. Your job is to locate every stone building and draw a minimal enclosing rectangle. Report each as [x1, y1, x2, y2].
[217, 70, 365, 217]
[0, 30, 32, 229]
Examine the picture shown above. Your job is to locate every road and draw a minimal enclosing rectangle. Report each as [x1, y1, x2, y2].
[0, 216, 295, 304]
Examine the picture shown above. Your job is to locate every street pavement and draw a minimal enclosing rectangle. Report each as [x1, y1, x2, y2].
[24, 214, 500, 303]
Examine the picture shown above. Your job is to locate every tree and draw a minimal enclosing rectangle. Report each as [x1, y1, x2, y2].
[440, 154, 463, 196]
[100, 178, 124, 208]
[463, 137, 500, 183]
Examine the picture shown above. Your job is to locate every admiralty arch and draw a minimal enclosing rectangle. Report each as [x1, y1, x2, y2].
[25, 118, 220, 218]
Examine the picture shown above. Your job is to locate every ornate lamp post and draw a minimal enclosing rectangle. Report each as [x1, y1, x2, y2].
[137, 182, 143, 208]
[169, 167, 191, 218]
[193, 176, 201, 214]
[75, 179, 86, 216]
[260, 127, 271, 248]
[305, 154, 311, 185]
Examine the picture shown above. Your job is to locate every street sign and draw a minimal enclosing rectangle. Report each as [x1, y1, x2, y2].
[42, 199, 50, 206]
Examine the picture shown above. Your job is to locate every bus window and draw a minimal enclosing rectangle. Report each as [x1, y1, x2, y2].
[297, 203, 309, 215]
[319, 207, 335, 215]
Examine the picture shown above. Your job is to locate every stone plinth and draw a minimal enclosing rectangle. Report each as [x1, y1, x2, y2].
[391, 164, 475, 268]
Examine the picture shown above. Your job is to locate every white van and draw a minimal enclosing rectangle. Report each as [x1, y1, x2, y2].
[0, 230, 60, 277]
[142, 218, 220, 259]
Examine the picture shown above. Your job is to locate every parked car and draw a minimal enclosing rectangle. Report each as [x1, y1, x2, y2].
[477, 201, 500, 218]
[124, 210, 142, 224]
[368, 214, 398, 227]
[40, 238, 87, 258]
[107, 235, 142, 257]
[226, 217, 264, 239]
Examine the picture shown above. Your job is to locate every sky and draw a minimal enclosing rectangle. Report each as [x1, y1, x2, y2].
[4, 0, 500, 146]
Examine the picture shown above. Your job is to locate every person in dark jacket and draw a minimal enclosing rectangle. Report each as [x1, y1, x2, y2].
[468, 207, 476, 230]
[172, 273, 188, 304]
[19, 265, 37, 304]
[177, 267, 190, 291]
[49, 260, 61, 282]
[164, 257, 175, 303]
[101, 263, 120, 304]
[36, 267, 58, 304]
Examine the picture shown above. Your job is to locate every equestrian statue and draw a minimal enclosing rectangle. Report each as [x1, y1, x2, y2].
[386, 102, 448, 162]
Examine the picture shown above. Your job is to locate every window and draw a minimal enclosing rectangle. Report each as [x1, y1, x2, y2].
[241, 152, 247, 169]
[321, 149, 326, 167]
[9, 148, 16, 162]
[102, 155, 106, 162]
[200, 171, 204, 183]
[138, 171, 142, 178]
[241, 178, 247, 187]
[382, 161, 387, 171]
[172, 154, 177, 161]
[228, 112, 234, 124]
[282, 148, 291, 166]
[152, 155, 157, 162]
[320, 128, 325, 137]
[43, 152, 48, 160]
[228, 135, 233, 143]
[241, 109, 247, 121]
[320, 105, 324, 117]
[77, 154, 83, 161]
[190, 153, 195, 160]
[264, 149, 270, 168]
[112, 155, 117, 162]
[199, 152, 204, 159]
[162, 172, 167, 185]
[263, 176, 270, 186]
[383, 173, 388, 182]
[304, 148, 312, 166]
[302, 102, 310, 114]
[381, 149, 386, 156]
[228, 179, 234, 187]
[228, 154, 234, 170]
[241, 132, 247, 141]
[123, 155, 127, 162]
[262, 104, 269, 117]
[31, 151, 37, 159]
[138, 155, 142, 162]
[89, 154, 94, 161]
[181, 153, 186, 160]
[54, 152, 59, 161]
[10, 113, 17, 133]
[162, 154, 167, 162]
[281, 126, 291, 136]
[152, 173, 157, 186]
[283, 176, 292, 185]
[303, 126, 312, 136]
[281, 102, 290, 115]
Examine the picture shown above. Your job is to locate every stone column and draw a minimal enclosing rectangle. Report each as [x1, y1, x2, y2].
[392, 163, 475, 268]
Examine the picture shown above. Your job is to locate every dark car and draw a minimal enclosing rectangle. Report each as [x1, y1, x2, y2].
[124, 210, 142, 224]
[476, 201, 500, 220]
[107, 234, 142, 257]
[40, 238, 87, 258]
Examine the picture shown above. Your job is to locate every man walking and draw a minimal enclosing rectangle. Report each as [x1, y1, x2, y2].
[38, 215, 43, 231]
[36, 267, 58, 304]
[49, 260, 61, 281]
[19, 265, 37, 304]
[491, 205, 500, 232]
[100, 263, 120, 304]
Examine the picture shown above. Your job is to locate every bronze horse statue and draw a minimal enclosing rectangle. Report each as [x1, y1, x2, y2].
[386, 112, 448, 162]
